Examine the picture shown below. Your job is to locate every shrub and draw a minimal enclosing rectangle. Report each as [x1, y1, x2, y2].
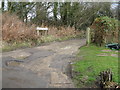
[2, 12, 82, 44]
[2, 12, 38, 43]
[48, 26, 81, 38]
[1, 12, 84, 51]
[90, 16, 119, 46]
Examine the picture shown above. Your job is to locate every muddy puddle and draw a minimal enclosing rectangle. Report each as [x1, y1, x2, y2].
[6, 60, 24, 67]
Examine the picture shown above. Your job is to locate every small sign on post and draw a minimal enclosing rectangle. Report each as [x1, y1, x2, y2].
[86, 27, 91, 46]
[36, 27, 48, 36]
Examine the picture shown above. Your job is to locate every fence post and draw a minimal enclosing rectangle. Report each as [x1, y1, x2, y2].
[86, 27, 91, 46]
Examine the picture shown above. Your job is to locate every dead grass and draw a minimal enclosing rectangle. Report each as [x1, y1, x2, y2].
[1, 12, 85, 52]
[2, 12, 38, 43]
[48, 26, 82, 38]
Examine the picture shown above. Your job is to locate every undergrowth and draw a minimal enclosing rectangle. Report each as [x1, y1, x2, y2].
[1, 12, 85, 52]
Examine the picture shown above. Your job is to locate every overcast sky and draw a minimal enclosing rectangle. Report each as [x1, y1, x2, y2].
[0, 1, 1, 8]
[1, 1, 119, 20]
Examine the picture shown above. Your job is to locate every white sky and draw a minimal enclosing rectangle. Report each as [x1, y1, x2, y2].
[0, 1, 1, 8]
[111, 3, 118, 9]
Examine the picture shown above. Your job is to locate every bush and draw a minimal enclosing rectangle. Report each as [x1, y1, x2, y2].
[1, 12, 85, 51]
[48, 26, 81, 38]
[2, 12, 38, 43]
[90, 16, 119, 46]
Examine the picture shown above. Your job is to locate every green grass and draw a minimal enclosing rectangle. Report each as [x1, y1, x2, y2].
[73, 44, 119, 87]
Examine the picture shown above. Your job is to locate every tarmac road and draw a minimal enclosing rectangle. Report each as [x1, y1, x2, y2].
[2, 38, 86, 88]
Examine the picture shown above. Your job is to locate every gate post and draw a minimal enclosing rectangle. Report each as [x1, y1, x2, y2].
[86, 27, 91, 46]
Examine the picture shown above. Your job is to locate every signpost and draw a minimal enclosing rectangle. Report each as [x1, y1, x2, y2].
[36, 27, 48, 36]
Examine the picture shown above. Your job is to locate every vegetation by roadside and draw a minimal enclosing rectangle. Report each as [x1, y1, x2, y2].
[90, 16, 119, 46]
[72, 44, 119, 88]
[1, 12, 85, 52]
[1, 34, 84, 52]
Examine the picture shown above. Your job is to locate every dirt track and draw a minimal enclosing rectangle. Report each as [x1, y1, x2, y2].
[2, 38, 86, 88]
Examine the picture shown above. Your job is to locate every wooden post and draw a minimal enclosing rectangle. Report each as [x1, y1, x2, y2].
[36, 30, 40, 36]
[86, 27, 91, 46]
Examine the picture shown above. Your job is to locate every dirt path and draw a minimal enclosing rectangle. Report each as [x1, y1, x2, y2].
[2, 38, 86, 88]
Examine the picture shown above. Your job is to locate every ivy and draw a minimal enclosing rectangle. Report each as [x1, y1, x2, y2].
[94, 16, 119, 31]
[91, 16, 119, 46]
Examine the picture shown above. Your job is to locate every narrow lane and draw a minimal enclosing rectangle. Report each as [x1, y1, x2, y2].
[2, 38, 86, 88]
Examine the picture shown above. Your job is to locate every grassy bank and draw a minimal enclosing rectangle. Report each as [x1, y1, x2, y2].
[73, 44, 119, 88]
[2, 34, 84, 52]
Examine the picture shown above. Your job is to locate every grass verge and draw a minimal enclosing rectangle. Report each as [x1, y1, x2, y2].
[72, 44, 119, 88]
[1, 34, 83, 52]
[2, 41, 32, 52]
